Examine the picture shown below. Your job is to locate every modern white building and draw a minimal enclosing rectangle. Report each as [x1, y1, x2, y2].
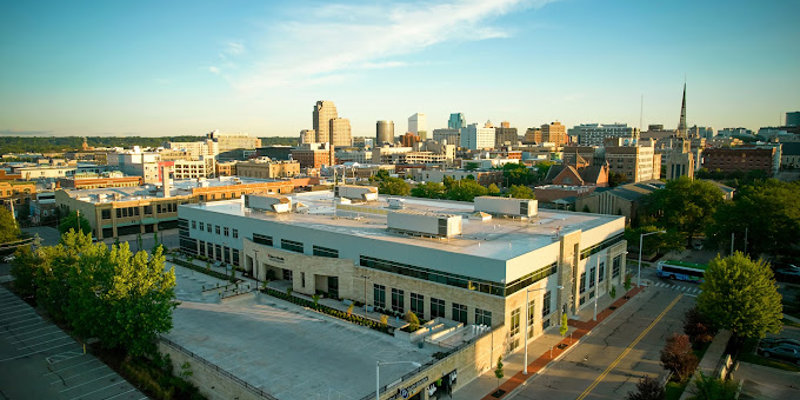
[460, 123, 496, 150]
[408, 113, 427, 140]
[178, 191, 627, 347]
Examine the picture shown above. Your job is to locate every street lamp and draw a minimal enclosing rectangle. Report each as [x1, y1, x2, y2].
[376, 360, 422, 400]
[638, 231, 666, 287]
[524, 285, 563, 374]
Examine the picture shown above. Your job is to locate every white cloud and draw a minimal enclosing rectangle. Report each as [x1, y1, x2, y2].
[219, 0, 557, 92]
[208, 66, 221, 75]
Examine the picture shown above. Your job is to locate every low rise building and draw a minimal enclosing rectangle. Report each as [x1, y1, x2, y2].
[236, 160, 301, 179]
[604, 143, 662, 183]
[570, 123, 637, 146]
[291, 143, 332, 169]
[702, 146, 778, 175]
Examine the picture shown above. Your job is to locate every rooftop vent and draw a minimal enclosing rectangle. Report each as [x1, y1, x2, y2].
[244, 193, 291, 213]
[387, 210, 462, 238]
[474, 196, 538, 218]
[335, 185, 378, 202]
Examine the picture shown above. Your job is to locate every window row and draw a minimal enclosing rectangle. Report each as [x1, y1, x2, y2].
[372, 284, 492, 326]
[190, 220, 238, 239]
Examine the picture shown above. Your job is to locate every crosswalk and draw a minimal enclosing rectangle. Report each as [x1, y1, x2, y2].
[651, 281, 703, 295]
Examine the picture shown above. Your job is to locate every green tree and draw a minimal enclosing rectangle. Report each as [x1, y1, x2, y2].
[494, 357, 504, 389]
[696, 252, 782, 341]
[643, 177, 724, 247]
[559, 313, 569, 336]
[487, 183, 501, 195]
[0, 207, 21, 243]
[372, 169, 391, 182]
[660, 333, 699, 382]
[446, 179, 488, 202]
[378, 177, 411, 196]
[502, 163, 532, 186]
[625, 376, 665, 400]
[608, 172, 628, 187]
[624, 226, 684, 256]
[464, 162, 480, 171]
[58, 211, 91, 236]
[505, 184, 535, 199]
[410, 181, 446, 199]
[686, 372, 737, 400]
[706, 180, 800, 257]
[609, 285, 617, 299]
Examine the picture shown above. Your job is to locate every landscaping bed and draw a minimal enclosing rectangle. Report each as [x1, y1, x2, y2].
[169, 257, 237, 283]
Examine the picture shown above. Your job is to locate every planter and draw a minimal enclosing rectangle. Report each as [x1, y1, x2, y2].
[491, 389, 506, 398]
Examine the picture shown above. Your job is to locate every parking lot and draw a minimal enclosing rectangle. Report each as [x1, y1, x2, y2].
[0, 286, 146, 400]
[166, 262, 437, 400]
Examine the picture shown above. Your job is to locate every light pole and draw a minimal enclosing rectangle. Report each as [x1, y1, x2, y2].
[638, 231, 665, 287]
[376, 360, 422, 400]
[524, 285, 563, 374]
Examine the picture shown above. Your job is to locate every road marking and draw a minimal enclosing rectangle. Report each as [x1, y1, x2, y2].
[575, 293, 683, 400]
[93, 386, 137, 400]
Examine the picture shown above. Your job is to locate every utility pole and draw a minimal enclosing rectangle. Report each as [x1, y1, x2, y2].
[730, 232, 735, 255]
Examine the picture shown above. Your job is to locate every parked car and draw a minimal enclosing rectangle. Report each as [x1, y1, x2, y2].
[759, 344, 800, 365]
[774, 264, 800, 283]
[760, 338, 800, 350]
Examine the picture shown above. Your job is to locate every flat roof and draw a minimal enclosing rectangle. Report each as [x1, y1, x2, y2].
[64, 176, 279, 204]
[185, 191, 621, 261]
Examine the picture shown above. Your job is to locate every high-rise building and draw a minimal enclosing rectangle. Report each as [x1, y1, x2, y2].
[313, 101, 338, 143]
[448, 113, 466, 130]
[787, 112, 800, 127]
[408, 113, 427, 140]
[686, 126, 714, 139]
[460, 123, 495, 150]
[376, 120, 395, 145]
[677, 84, 687, 138]
[400, 132, 420, 148]
[299, 129, 316, 145]
[541, 122, 567, 146]
[523, 128, 542, 144]
[495, 121, 518, 147]
[329, 118, 352, 147]
[432, 128, 460, 146]
[570, 123, 637, 147]
[605, 143, 662, 183]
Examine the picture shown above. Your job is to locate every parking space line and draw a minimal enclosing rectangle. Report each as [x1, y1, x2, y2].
[103, 387, 138, 400]
[43, 358, 97, 376]
[5, 316, 42, 327]
[20, 335, 72, 350]
[0, 342, 76, 362]
[9, 323, 52, 336]
[58, 372, 116, 392]
[50, 364, 108, 384]
[1, 307, 33, 317]
[6, 321, 48, 332]
[11, 328, 62, 344]
[0, 305, 28, 313]
[2, 313, 39, 323]
[68, 381, 127, 400]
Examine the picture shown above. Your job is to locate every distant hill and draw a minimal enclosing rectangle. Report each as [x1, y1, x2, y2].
[0, 136, 298, 154]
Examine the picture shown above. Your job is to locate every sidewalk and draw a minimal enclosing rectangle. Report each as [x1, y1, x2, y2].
[453, 286, 646, 400]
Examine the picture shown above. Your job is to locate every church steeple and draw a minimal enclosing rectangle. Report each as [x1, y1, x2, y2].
[678, 83, 687, 138]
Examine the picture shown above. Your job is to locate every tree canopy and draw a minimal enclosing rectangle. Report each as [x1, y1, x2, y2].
[642, 177, 724, 247]
[505, 184, 535, 199]
[696, 252, 782, 340]
[378, 177, 411, 196]
[11, 230, 177, 356]
[705, 180, 800, 258]
[0, 207, 20, 243]
[410, 181, 446, 199]
[445, 179, 488, 201]
[58, 210, 92, 236]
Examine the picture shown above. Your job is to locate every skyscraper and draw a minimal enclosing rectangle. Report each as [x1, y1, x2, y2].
[408, 113, 427, 140]
[376, 120, 395, 145]
[448, 113, 466, 130]
[541, 122, 567, 146]
[329, 118, 352, 147]
[677, 84, 687, 138]
[299, 129, 316, 145]
[313, 100, 338, 143]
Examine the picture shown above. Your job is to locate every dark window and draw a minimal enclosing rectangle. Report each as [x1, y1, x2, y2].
[430, 298, 445, 319]
[214, 244, 222, 261]
[528, 300, 536, 338]
[510, 307, 521, 339]
[282, 269, 293, 281]
[199, 222, 204, 231]
[612, 256, 621, 278]
[215, 225, 220, 235]
[199, 240, 206, 256]
[206, 223, 212, 233]
[116, 209, 122, 218]
[191, 220, 196, 229]
[410, 293, 424, 316]
[232, 229, 238, 239]
[253, 234, 273, 246]
[542, 291, 552, 318]
[580, 233, 624, 259]
[224, 227, 229, 237]
[391, 288, 405, 313]
[313, 245, 338, 258]
[232, 249, 239, 266]
[144, 205, 153, 215]
[223, 246, 230, 264]
[475, 308, 492, 326]
[580, 272, 587, 293]
[452, 303, 467, 324]
[373, 284, 386, 309]
[589, 267, 596, 288]
[101, 209, 111, 220]
[280, 239, 304, 253]
[599, 261, 605, 283]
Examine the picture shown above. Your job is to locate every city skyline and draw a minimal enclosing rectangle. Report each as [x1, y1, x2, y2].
[1, 0, 799, 137]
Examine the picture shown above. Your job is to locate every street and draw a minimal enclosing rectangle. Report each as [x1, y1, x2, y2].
[510, 287, 694, 400]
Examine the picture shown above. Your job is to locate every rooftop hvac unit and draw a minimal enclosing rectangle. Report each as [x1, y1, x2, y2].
[244, 193, 292, 213]
[387, 198, 405, 209]
[336, 185, 379, 202]
[387, 210, 462, 238]
[474, 196, 538, 218]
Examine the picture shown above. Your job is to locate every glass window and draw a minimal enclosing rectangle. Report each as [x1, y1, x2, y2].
[373, 284, 386, 309]
[431, 298, 445, 319]
[475, 308, 492, 326]
[232, 229, 238, 239]
[199, 222, 204, 230]
[510, 308, 521, 337]
[391, 288, 405, 313]
[206, 223, 211, 233]
[542, 291, 552, 318]
[452, 303, 467, 324]
[101, 209, 111, 220]
[313, 245, 338, 258]
[215, 225, 220, 235]
[253, 234, 272, 246]
[223, 227, 229, 237]
[280, 239, 303, 253]
[589, 267, 596, 288]
[528, 300, 536, 338]
[612, 256, 621, 278]
[191, 220, 196, 229]
[599, 261, 605, 283]
[410, 293, 424, 316]
[580, 272, 587, 293]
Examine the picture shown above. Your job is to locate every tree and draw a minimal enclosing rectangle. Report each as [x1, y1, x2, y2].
[464, 162, 480, 171]
[58, 211, 91, 236]
[0, 207, 20, 243]
[610, 285, 616, 299]
[608, 172, 628, 187]
[696, 252, 782, 341]
[410, 181, 446, 199]
[487, 183, 501, 195]
[505, 184, 535, 199]
[378, 177, 411, 196]
[624, 226, 684, 256]
[686, 372, 737, 400]
[494, 357, 504, 389]
[660, 333, 699, 382]
[405, 311, 420, 331]
[502, 163, 533, 186]
[559, 313, 569, 337]
[625, 376, 665, 400]
[445, 179, 488, 202]
[643, 177, 724, 247]
[683, 306, 717, 346]
[706, 180, 800, 257]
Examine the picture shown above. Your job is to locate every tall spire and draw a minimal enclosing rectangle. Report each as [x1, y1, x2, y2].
[678, 82, 687, 138]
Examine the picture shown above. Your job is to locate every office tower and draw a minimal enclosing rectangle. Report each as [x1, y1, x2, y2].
[541, 122, 567, 146]
[677, 84, 687, 138]
[408, 113, 427, 140]
[523, 128, 542, 144]
[570, 123, 637, 146]
[329, 118, 352, 147]
[376, 120, 395, 145]
[313, 101, 338, 143]
[448, 113, 466, 130]
[460, 123, 495, 150]
[787, 112, 800, 127]
[299, 129, 316, 145]
[495, 121, 518, 147]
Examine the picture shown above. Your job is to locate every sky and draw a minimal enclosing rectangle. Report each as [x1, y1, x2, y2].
[1, 0, 798, 137]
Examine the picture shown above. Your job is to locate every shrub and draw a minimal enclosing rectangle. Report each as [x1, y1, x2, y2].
[626, 376, 665, 400]
[347, 303, 354, 316]
[683, 306, 717, 346]
[660, 333, 699, 382]
[405, 311, 420, 331]
[380, 314, 388, 326]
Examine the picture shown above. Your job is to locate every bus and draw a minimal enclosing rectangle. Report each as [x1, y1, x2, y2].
[656, 260, 707, 283]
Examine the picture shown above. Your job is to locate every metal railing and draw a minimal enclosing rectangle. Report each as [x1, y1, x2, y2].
[160, 337, 279, 400]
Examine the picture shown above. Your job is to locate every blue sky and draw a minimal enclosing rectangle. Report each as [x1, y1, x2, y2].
[1, 0, 798, 137]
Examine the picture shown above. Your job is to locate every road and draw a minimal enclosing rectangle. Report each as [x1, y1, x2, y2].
[510, 287, 695, 400]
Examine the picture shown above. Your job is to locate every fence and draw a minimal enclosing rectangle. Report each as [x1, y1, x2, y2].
[160, 336, 279, 400]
